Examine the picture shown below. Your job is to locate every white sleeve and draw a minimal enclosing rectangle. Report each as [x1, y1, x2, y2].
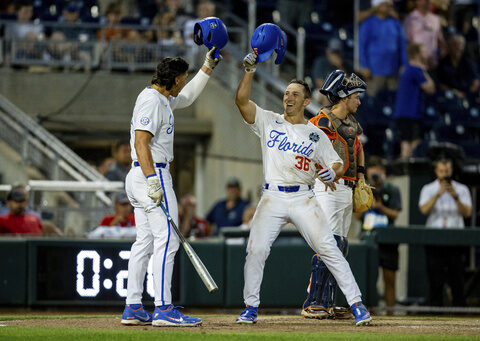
[314, 129, 342, 168]
[132, 98, 161, 135]
[418, 185, 431, 207]
[458, 184, 472, 207]
[244, 104, 267, 138]
[171, 70, 210, 110]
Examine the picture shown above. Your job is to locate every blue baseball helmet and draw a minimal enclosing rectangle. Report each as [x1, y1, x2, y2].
[251, 23, 287, 64]
[320, 70, 367, 104]
[194, 17, 228, 58]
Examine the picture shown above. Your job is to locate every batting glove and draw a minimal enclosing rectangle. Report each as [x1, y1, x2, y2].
[318, 168, 336, 183]
[243, 52, 258, 73]
[147, 176, 164, 206]
[203, 47, 222, 70]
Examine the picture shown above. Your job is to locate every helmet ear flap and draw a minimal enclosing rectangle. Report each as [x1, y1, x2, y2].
[193, 23, 203, 45]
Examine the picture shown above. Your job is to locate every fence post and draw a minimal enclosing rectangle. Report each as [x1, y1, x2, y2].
[296, 27, 305, 80]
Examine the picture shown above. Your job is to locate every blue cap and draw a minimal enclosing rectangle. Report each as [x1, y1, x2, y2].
[250, 23, 287, 64]
[194, 17, 228, 58]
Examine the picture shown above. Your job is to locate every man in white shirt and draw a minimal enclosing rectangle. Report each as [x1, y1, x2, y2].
[234, 51, 372, 326]
[418, 158, 472, 306]
[121, 47, 221, 326]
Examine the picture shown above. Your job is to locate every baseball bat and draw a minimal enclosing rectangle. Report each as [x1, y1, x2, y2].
[158, 202, 218, 293]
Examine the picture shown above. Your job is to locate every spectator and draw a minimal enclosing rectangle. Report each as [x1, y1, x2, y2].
[358, 0, 399, 23]
[0, 183, 39, 217]
[4, 0, 43, 41]
[359, 0, 408, 96]
[152, 11, 183, 55]
[96, 2, 127, 41]
[206, 178, 249, 234]
[183, 1, 215, 48]
[51, 4, 90, 42]
[178, 194, 210, 239]
[419, 158, 471, 306]
[0, 188, 42, 235]
[356, 156, 402, 315]
[99, 192, 135, 227]
[393, 43, 435, 161]
[311, 38, 353, 105]
[403, 0, 446, 69]
[48, 3, 94, 71]
[437, 34, 480, 100]
[105, 140, 132, 182]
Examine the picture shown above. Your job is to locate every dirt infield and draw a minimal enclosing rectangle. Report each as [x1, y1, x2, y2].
[4, 315, 480, 335]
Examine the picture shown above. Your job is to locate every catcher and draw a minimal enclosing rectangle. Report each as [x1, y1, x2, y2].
[302, 70, 373, 319]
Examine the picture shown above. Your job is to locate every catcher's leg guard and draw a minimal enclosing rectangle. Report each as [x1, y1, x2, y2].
[302, 254, 331, 319]
[302, 235, 350, 319]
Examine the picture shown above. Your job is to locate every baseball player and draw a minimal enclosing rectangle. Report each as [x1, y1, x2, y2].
[235, 53, 372, 326]
[301, 70, 368, 320]
[120, 47, 221, 327]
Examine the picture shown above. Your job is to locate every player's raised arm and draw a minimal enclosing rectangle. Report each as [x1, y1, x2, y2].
[235, 52, 258, 124]
[175, 47, 221, 109]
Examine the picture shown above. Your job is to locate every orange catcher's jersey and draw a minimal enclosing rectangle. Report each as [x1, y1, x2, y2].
[310, 109, 363, 181]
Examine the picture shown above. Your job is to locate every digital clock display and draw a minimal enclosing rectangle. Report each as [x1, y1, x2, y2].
[35, 245, 158, 302]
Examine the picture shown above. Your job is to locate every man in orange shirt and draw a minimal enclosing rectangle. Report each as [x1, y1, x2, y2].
[0, 188, 42, 235]
[302, 70, 367, 320]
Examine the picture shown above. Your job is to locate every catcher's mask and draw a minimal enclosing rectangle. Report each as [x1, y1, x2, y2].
[250, 23, 287, 64]
[194, 17, 228, 58]
[320, 70, 367, 104]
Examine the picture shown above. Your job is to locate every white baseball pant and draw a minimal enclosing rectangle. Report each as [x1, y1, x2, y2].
[125, 164, 180, 306]
[314, 178, 353, 238]
[243, 186, 362, 307]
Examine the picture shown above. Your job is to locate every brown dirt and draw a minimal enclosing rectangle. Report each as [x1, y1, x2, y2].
[3, 315, 480, 335]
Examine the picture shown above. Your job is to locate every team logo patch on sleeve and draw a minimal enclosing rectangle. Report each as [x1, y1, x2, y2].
[309, 132, 320, 142]
[140, 117, 150, 125]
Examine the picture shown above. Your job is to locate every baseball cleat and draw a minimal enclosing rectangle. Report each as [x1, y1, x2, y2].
[152, 305, 202, 327]
[236, 305, 258, 324]
[121, 304, 153, 325]
[331, 306, 353, 320]
[351, 301, 372, 326]
[301, 305, 332, 319]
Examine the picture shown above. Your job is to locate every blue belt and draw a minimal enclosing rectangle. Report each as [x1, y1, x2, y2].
[265, 183, 312, 192]
[133, 161, 166, 168]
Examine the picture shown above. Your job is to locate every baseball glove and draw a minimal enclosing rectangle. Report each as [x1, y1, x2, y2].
[353, 178, 374, 213]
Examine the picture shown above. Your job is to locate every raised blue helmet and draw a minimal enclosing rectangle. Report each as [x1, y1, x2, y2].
[251, 23, 287, 64]
[320, 70, 367, 104]
[194, 17, 228, 58]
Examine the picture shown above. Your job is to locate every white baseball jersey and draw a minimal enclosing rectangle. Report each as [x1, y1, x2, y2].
[248, 105, 343, 185]
[242, 105, 362, 309]
[130, 87, 181, 163]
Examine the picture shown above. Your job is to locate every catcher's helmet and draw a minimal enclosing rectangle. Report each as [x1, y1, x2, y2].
[320, 70, 367, 104]
[250, 23, 287, 64]
[194, 17, 228, 58]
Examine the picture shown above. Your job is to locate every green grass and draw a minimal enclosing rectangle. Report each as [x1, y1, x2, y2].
[0, 327, 479, 341]
[1, 315, 479, 340]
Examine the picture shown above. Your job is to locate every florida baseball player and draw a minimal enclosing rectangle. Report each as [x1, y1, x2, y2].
[235, 53, 371, 326]
[301, 70, 367, 320]
[121, 47, 221, 327]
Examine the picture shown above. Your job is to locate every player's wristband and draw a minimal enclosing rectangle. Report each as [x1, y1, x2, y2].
[357, 166, 366, 174]
[146, 174, 156, 179]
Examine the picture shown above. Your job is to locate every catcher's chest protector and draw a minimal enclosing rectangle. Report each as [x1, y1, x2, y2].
[323, 109, 362, 180]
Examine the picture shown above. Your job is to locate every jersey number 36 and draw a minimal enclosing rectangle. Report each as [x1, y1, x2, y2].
[295, 156, 311, 171]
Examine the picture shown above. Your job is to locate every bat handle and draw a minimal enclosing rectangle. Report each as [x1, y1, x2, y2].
[158, 202, 171, 220]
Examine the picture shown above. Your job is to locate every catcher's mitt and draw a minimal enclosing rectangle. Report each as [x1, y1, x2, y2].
[353, 178, 374, 213]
